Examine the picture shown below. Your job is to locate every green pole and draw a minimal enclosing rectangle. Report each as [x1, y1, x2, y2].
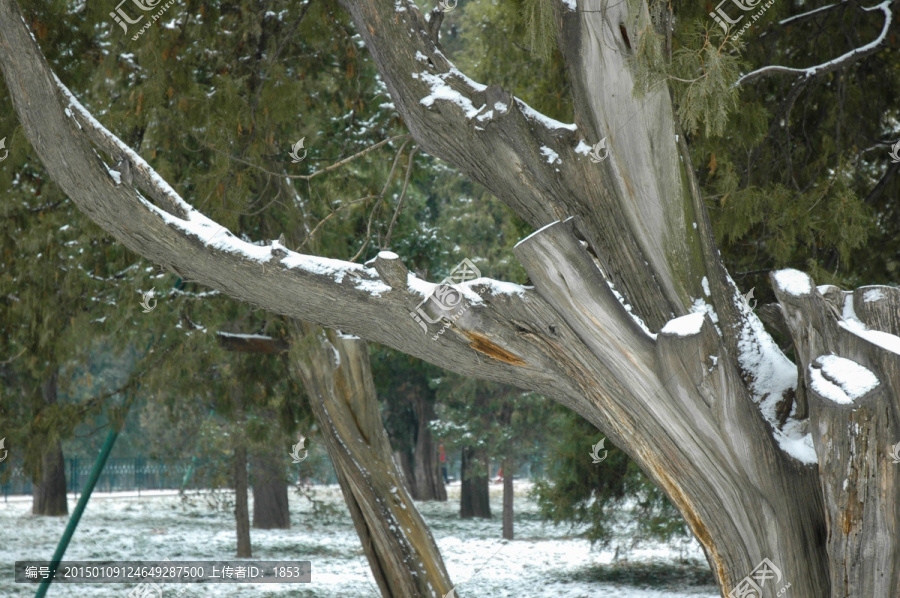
[34, 428, 119, 598]
[180, 455, 198, 490]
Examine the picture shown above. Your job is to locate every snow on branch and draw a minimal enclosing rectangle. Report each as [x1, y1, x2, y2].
[0, 0, 563, 392]
[737, 0, 892, 86]
[777, 2, 841, 26]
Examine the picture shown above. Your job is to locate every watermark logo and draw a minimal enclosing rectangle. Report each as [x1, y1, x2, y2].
[890, 140, 900, 164]
[289, 138, 307, 163]
[589, 137, 609, 163]
[890, 441, 900, 464]
[742, 287, 757, 311]
[589, 438, 608, 464]
[140, 289, 157, 313]
[290, 435, 309, 463]
[711, 0, 776, 41]
[126, 582, 162, 598]
[728, 558, 790, 598]
[410, 258, 481, 339]
[125, 558, 187, 597]
[0, 137, 8, 162]
[110, 0, 147, 33]
[111, 0, 179, 41]
[437, 0, 458, 12]
[0, 437, 7, 463]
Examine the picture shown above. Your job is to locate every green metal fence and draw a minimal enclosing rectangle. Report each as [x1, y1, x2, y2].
[1, 458, 200, 499]
[0, 457, 338, 500]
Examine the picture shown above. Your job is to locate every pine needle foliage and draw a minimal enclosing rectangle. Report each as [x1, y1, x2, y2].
[521, 0, 557, 61]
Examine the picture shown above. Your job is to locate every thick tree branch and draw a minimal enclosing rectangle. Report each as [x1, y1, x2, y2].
[0, 0, 576, 404]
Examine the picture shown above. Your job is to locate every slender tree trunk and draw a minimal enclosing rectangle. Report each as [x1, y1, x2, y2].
[32, 369, 67, 516]
[289, 321, 453, 598]
[460, 447, 491, 519]
[502, 457, 513, 541]
[413, 394, 446, 502]
[233, 443, 252, 558]
[251, 450, 290, 530]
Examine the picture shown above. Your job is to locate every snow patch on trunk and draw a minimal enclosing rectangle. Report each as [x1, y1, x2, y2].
[660, 312, 705, 336]
[839, 294, 900, 355]
[540, 146, 561, 165]
[737, 309, 817, 464]
[808, 355, 879, 404]
[862, 287, 885, 302]
[772, 269, 812, 296]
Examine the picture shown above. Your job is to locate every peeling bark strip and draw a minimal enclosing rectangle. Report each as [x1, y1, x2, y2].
[3, 0, 899, 594]
[287, 322, 453, 598]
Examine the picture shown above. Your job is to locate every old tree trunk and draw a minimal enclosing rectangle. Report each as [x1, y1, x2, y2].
[2, 0, 898, 595]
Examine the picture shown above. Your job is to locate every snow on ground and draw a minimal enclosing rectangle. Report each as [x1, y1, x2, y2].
[1, 482, 718, 597]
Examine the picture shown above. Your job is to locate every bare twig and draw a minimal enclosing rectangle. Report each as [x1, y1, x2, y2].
[383, 146, 418, 250]
[205, 135, 410, 180]
[351, 139, 411, 262]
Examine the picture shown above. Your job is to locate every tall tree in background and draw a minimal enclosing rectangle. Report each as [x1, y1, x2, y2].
[434, 376, 548, 533]
[4, 0, 900, 596]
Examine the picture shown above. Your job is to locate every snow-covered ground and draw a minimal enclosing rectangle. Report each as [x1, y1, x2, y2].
[2, 482, 719, 597]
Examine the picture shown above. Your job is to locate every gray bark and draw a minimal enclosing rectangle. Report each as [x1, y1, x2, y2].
[393, 449, 417, 498]
[3, 0, 897, 595]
